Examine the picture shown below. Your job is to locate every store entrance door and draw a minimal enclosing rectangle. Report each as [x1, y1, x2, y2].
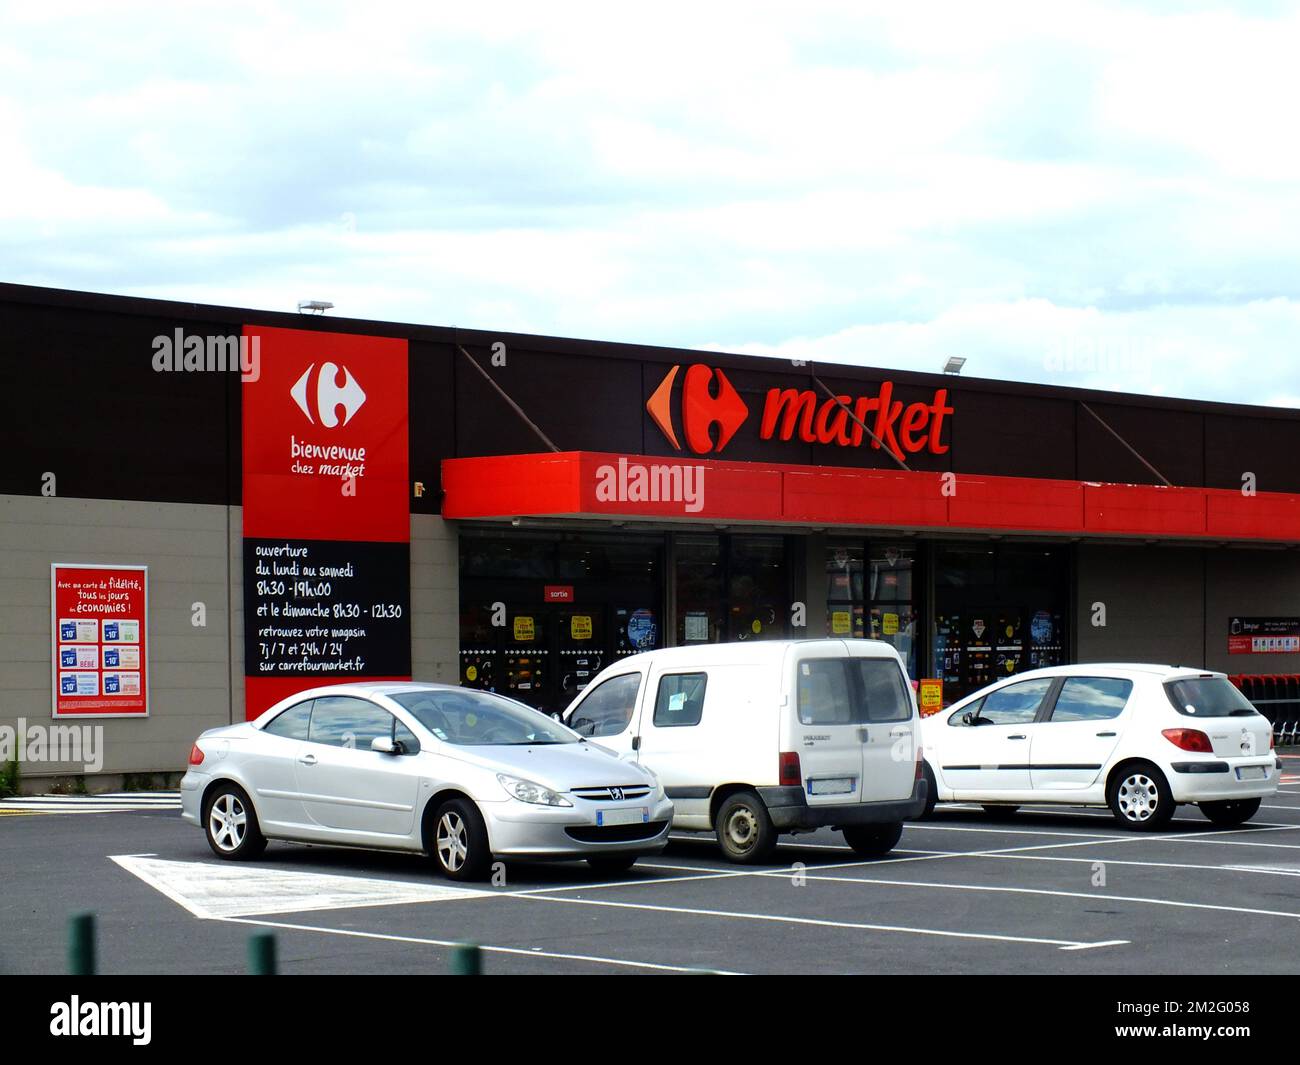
[555, 605, 607, 709]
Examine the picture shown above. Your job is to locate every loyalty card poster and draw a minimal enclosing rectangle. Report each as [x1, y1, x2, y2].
[51, 564, 148, 717]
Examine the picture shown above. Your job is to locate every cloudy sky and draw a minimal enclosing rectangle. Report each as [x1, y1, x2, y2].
[4, 1, 1300, 405]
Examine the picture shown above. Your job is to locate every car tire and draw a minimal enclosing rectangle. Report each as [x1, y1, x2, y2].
[203, 782, 267, 861]
[842, 822, 903, 858]
[714, 790, 778, 864]
[1107, 762, 1175, 831]
[918, 762, 937, 819]
[430, 798, 492, 881]
[586, 854, 638, 875]
[981, 804, 1020, 817]
[1200, 797, 1262, 826]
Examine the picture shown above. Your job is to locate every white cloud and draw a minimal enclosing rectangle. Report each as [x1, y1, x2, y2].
[0, 1, 1298, 407]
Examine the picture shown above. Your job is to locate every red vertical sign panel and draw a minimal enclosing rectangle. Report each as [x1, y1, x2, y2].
[242, 326, 410, 719]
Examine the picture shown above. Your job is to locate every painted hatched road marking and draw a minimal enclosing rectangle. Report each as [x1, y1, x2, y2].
[110, 855, 490, 919]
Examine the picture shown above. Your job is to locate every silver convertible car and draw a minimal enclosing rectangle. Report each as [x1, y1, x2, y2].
[180, 682, 673, 880]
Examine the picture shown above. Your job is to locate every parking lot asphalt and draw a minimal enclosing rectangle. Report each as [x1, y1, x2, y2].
[4, 758, 1299, 975]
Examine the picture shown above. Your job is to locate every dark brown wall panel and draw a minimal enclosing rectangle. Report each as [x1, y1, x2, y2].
[1076, 402, 1204, 487]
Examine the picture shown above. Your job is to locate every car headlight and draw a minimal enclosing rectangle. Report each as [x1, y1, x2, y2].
[497, 773, 572, 807]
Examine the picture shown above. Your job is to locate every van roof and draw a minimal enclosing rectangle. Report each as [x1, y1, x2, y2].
[611, 638, 904, 669]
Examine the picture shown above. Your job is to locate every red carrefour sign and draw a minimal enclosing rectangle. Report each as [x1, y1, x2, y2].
[242, 325, 409, 542]
[646, 363, 952, 463]
[241, 325, 411, 720]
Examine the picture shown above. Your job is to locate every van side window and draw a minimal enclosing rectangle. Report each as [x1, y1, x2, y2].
[654, 673, 707, 727]
[798, 661, 854, 725]
[854, 659, 912, 723]
[569, 674, 641, 737]
[798, 658, 913, 725]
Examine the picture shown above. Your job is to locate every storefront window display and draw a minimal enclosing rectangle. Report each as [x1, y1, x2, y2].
[933, 542, 1068, 705]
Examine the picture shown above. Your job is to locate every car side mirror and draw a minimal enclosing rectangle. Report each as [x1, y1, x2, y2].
[370, 736, 399, 754]
[550, 712, 562, 721]
[961, 711, 975, 726]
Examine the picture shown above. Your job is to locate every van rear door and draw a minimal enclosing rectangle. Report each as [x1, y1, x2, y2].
[787, 647, 917, 806]
[788, 647, 866, 806]
[851, 655, 919, 803]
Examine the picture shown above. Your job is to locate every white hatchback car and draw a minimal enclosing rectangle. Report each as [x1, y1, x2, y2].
[180, 682, 673, 880]
[919, 665, 1281, 829]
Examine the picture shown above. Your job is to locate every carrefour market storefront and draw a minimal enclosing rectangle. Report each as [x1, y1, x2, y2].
[5, 281, 1300, 781]
[452, 525, 1070, 712]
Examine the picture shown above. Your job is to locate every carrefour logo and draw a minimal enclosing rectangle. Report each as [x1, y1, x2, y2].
[646, 363, 952, 463]
[646, 365, 749, 455]
[290, 362, 367, 428]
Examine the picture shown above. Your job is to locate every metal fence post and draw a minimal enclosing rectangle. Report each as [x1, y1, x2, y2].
[68, 912, 96, 976]
[450, 943, 482, 974]
[248, 931, 277, 975]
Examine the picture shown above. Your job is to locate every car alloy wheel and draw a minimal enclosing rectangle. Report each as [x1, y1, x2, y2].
[1115, 772, 1160, 823]
[208, 792, 247, 853]
[436, 811, 469, 873]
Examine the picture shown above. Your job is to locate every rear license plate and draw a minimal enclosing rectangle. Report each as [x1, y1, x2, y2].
[807, 777, 856, 796]
[596, 807, 648, 827]
[1236, 766, 1267, 781]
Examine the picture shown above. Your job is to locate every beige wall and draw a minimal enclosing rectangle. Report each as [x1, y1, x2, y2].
[0, 494, 460, 781]
[1076, 543, 1300, 673]
[411, 514, 460, 685]
[0, 495, 234, 778]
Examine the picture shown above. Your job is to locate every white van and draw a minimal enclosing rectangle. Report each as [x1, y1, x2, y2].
[560, 639, 927, 863]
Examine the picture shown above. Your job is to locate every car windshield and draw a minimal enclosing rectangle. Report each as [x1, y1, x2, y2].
[1164, 677, 1260, 718]
[390, 689, 577, 745]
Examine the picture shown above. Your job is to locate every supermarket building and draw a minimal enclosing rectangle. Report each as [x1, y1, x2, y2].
[4, 282, 1300, 785]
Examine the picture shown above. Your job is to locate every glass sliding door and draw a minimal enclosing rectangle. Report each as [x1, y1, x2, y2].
[824, 539, 920, 678]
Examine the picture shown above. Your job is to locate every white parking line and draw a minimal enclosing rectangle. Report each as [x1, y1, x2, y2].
[960, 851, 1300, 879]
[221, 916, 739, 974]
[510, 892, 1126, 951]
[905, 823, 1129, 840]
[742, 868, 1300, 921]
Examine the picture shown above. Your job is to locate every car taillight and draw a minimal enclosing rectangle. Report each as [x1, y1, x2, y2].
[1270, 731, 1275, 750]
[1162, 728, 1213, 753]
[915, 745, 925, 781]
[779, 752, 802, 787]
[188, 743, 205, 766]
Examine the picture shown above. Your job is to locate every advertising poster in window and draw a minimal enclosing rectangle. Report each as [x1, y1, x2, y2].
[51, 563, 148, 717]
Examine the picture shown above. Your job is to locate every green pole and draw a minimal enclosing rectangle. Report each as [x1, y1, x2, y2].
[68, 912, 96, 976]
[248, 931, 277, 975]
[450, 943, 482, 975]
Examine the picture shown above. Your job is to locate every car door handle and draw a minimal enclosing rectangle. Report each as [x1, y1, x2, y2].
[298, 753, 317, 766]
[1096, 731, 1117, 737]
[1007, 734, 1027, 740]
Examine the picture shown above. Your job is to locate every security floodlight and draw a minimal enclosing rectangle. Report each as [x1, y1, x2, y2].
[942, 356, 966, 375]
[297, 300, 334, 314]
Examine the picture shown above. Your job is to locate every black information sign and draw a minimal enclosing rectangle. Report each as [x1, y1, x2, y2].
[244, 538, 411, 679]
[1228, 616, 1300, 654]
